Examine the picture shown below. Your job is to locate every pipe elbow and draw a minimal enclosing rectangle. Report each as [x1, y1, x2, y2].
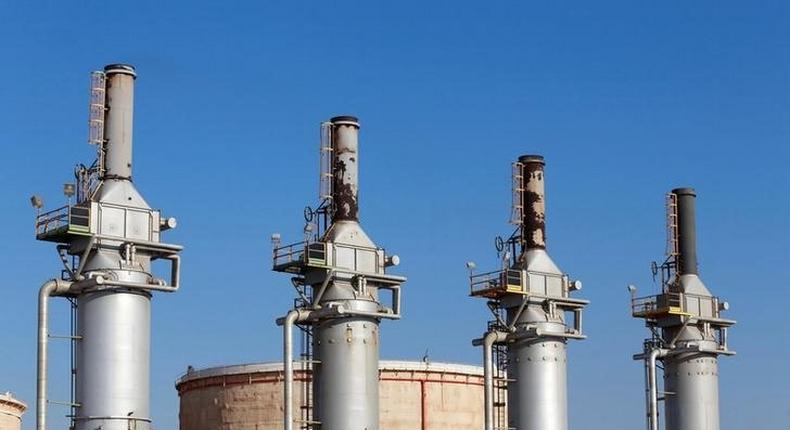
[39, 279, 72, 299]
[483, 330, 507, 347]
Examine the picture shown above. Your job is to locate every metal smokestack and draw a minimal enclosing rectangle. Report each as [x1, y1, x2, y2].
[519, 155, 547, 249]
[102, 64, 136, 180]
[631, 188, 735, 430]
[330, 116, 360, 222]
[33, 64, 182, 430]
[672, 188, 698, 275]
[469, 155, 587, 430]
[273, 115, 405, 430]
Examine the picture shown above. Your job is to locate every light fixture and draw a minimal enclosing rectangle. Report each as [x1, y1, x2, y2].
[30, 195, 44, 209]
[63, 183, 76, 198]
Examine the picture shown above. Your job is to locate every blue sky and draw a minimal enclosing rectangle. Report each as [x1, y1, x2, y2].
[1, 1, 788, 429]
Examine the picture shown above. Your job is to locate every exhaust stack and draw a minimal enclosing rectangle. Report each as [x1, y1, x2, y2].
[330, 116, 360, 222]
[102, 64, 136, 180]
[469, 155, 587, 430]
[520, 155, 546, 249]
[673, 188, 698, 275]
[33, 64, 182, 430]
[631, 188, 735, 430]
[273, 116, 406, 430]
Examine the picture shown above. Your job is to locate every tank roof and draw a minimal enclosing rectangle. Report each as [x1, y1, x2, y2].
[0, 392, 27, 414]
[176, 360, 483, 386]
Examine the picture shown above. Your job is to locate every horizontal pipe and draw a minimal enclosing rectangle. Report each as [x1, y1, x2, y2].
[77, 254, 180, 293]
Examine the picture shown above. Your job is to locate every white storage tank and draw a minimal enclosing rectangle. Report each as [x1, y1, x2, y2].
[0, 392, 27, 430]
[176, 360, 486, 430]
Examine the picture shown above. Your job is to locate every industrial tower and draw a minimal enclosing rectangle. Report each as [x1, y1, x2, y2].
[630, 188, 735, 430]
[468, 155, 588, 430]
[272, 116, 406, 430]
[33, 64, 182, 430]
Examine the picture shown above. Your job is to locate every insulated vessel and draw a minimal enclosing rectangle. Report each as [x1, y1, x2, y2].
[630, 188, 735, 430]
[33, 64, 182, 430]
[468, 155, 587, 430]
[272, 116, 406, 430]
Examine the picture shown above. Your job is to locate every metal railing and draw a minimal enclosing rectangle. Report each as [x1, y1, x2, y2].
[632, 292, 720, 319]
[36, 205, 90, 238]
[273, 241, 309, 267]
[470, 269, 522, 296]
[36, 206, 70, 236]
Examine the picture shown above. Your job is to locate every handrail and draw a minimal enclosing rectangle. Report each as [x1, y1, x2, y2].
[273, 240, 310, 267]
[632, 291, 720, 318]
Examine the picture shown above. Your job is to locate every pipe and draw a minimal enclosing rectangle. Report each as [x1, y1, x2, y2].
[519, 155, 547, 249]
[672, 187, 698, 275]
[37, 279, 73, 430]
[102, 64, 136, 180]
[645, 348, 662, 430]
[482, 330, 507, 430]
[281, 309, 313, 430]
[330, 116, 360, 222]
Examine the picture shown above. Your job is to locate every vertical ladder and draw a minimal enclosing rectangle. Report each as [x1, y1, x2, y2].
[299, 323, 314, 429]
[69, 297, 78, 430]
[294, 283, 316, 429]
[319, 122, 334, 203]
[493, 342, 509, 430]
[487, 305, 511, 430]
[665, 193, 679, 259]
[87, 71, 107, 178]
[509, 162, 524, 226]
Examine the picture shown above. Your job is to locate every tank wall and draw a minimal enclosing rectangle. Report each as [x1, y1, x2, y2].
[177, 362, 484, 430]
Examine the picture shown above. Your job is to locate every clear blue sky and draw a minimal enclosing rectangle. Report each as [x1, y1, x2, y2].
[1, 2, 788, 429]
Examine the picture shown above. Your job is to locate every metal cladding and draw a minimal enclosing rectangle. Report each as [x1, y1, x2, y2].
[273, 116, 405, 430]
[672, 188, 698, 275]
[469, 155, 587, 430]
[33, 65, 182, 430]
[519, 154, 547, 249]
[631, 188, 735, 430]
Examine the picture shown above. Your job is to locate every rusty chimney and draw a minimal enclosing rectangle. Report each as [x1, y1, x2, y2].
[519, 155, 547, 250]
[330, 116, 360, 222]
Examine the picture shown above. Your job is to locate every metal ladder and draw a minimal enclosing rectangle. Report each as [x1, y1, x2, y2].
[493, 343, 510, 430]
[294, 283, 318, 429]
[665, 193, 679, 259]
[298, 322, 315, 429]
[487, 304, 512, 430]
[319, 122, 334, 202]
[510, 162, 524, 226]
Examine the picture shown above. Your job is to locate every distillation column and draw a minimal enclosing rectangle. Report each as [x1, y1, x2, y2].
[34, 64, 182, 430]
[631, 188, 735, 430]
[274, 116, 405, 430]
[470, 155, 587, 430]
